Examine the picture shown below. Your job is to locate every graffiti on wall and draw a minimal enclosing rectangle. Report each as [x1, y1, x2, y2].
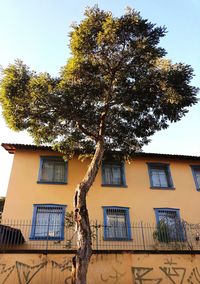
[1, 255, 200, 283]
[0, 264, 15, 284]
[101, 266, 126, 283]
[15, 261, 47, 284]
[132, 258, 200, 284]
[132, 267, 162, 284]
[0, 258, 72, 284]
[51, 259, 72, 284]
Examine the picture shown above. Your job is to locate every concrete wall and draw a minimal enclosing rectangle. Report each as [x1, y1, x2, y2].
[0, 253, 200, 283]
[3, 149, 200, 224]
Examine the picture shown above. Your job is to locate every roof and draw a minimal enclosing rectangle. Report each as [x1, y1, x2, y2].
[2, 143, 200, 161]
[2, 143, 52, 154]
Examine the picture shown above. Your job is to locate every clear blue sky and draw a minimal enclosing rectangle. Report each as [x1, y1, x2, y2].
[0, 0, 199, 196]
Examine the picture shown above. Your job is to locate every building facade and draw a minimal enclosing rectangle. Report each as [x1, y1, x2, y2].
[1, 143, 200, 249]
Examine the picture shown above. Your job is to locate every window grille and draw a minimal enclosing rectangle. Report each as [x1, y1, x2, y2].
[103, 207, 131, 240]
[155, 208, 185, 242]
[30, 204, 66, 240]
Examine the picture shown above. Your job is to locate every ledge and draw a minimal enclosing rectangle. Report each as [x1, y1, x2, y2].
[1, 249, 200, 255]
[103, 238, 133, 241]
[101, 184, 128, 188]
[150, 187, 175, 190]
[37, 181, 67, 185]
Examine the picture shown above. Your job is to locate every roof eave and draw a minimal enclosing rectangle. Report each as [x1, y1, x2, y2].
[1, 143, 52, 154]
[1, 143, 200, 161]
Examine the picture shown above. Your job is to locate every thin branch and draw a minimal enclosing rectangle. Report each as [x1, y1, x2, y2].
[76, 121, 98, 141]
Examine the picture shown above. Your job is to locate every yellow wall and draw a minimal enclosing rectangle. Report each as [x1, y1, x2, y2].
[3, 149, 200, 224]
[0, 253, 200, 283]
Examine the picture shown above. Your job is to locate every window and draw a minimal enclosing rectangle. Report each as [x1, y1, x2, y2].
[102, 161, 126, 186]
[103, 207, 131, 240]
[191, 165, 200, 191]
[38, 156, 68, 184]
[147, 163, 174, 189]
[30, 204, 66, 240]
[154, 208, 185, 242]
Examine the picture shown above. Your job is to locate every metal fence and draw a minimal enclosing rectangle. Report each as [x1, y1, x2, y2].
[1, 219, 200, 252]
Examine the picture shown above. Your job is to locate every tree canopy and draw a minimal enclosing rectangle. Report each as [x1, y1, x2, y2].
[0, 6, 198, 283]
[0, 6, 198, 159]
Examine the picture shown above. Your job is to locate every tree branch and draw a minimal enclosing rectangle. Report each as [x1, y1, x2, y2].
[76, 121, 98, 141]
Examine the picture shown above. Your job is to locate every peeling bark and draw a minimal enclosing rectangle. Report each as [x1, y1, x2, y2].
[72, 140, 104, 284]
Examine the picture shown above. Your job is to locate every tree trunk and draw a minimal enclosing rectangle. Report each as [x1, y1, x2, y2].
[72, 140, 104, 284]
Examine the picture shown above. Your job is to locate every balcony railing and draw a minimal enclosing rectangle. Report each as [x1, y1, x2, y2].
[0, 219, 200, 252]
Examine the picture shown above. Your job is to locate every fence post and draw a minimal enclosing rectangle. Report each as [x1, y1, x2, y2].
[95, 220, 98, 250]
[46, 222, 49, 252]
[141, 221, 146, 250]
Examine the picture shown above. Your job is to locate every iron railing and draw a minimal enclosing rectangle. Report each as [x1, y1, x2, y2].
[0, 220, 200, 251]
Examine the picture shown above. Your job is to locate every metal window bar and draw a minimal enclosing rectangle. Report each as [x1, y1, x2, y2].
[104, 208, 130, 241]
[34, 206, 63, 240]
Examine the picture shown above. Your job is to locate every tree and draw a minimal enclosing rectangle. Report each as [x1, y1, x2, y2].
[0, 197, 5, 223]
[0, 196, 5, 216]
[0, 6, 198, 283]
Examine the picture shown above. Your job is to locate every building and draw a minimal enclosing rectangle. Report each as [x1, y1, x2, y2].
[2, 143, 200, 283]
[1, 142, 200, 249]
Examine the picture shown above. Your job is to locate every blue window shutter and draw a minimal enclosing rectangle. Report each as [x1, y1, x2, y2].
[147, 163, 154, 187]
[191, 165, 200, 191]
[121, 162, 126, 186]
[61, 206, 66, 240]
[166, 165, 174, 188]
[125, 207, 131, 239]
[30, 205, 37, 239]
[101, 163, 106, 185]
[103, 207, 107, 240]
[38, 158, 43, 183]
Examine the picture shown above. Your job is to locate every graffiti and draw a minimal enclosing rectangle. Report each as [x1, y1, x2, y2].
[187, 267, 200, 284]
[159, 257, 186, 284]
[164, 258, 177, 265]
[101, 267, 126, 283]
[51, 259, 71, 272]
[132, 267, 162, 283]
[2, 255, 200, 283]
[132, 258, 200, 284]
[0, 264, 15, 284]
[15, 261, 47, 284]
[0, 258, 72, 284]
[159, 266, 186, 284]
[51, 259, 72, 284]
